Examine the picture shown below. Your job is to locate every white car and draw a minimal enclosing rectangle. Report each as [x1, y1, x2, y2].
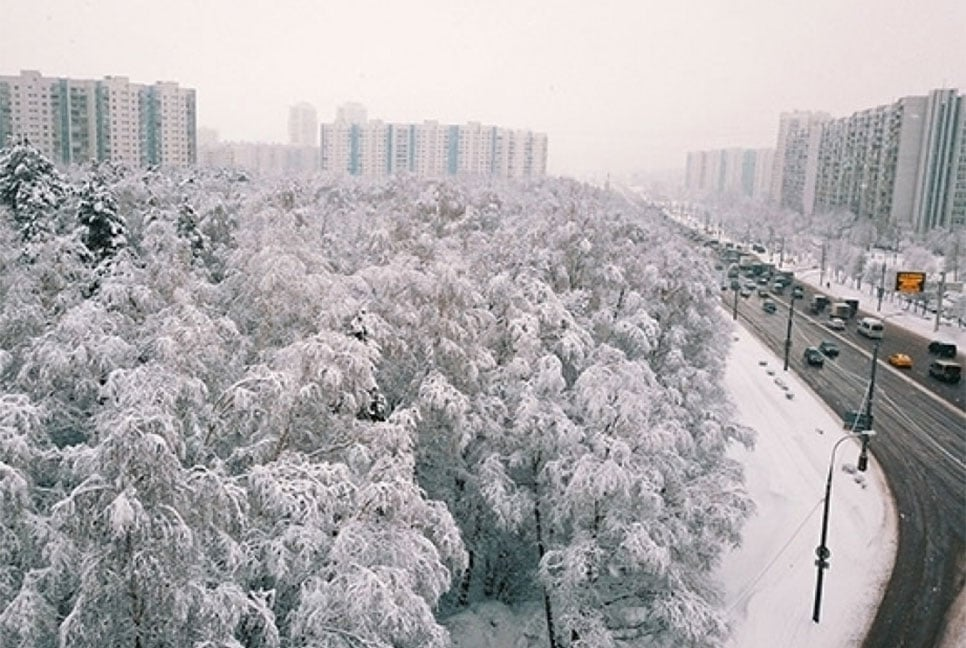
[827, 317, 846, 330]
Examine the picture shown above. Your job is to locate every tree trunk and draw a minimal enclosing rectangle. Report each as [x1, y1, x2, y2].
[534, 500, 558, 648]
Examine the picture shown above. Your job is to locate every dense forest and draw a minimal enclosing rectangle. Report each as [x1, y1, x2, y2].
[0, 142, 754, 647]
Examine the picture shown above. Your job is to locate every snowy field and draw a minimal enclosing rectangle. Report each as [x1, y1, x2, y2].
[447, 320, 898, 647]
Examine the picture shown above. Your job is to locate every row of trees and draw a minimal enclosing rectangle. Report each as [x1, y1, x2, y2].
[680, 192, 964, 282]
[1, 142, 753, 647]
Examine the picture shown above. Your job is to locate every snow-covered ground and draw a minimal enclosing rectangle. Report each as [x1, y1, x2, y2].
[447, 318, 899, 647]
[715, 324, 896, 646]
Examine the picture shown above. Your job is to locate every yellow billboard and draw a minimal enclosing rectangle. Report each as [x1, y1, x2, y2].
[894, 271, 926, 293]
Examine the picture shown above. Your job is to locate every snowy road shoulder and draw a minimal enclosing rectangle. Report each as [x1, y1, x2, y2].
[716, 324, 898, 647]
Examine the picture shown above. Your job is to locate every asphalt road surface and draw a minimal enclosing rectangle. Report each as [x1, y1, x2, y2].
[723, 286, 965, 648]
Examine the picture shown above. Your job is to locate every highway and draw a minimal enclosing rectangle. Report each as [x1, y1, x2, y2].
[723, 285, 965, 648]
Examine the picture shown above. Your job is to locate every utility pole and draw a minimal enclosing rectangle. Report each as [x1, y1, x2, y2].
[819, 238, 828, 288]
[934, 271, 946, 332]
[859, 342, 878, 471]
[783, 294, 796, 370]
[812, 430, 875, 622]
[814, 344, 877, 622]
[876, 262, 887, 312]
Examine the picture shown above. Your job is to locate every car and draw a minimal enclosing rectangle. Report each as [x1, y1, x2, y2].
[928, 359, 962, 383]
[762, 299, 777, 314]
[888, 352, 913, 368]
[758, 288, 769, 298]
[827, 317, 846, 330]
[928, 341, 957, 358]
[818, 341, 840, 358]
[739, 287, 752, 298]
[791, 286, 804, 299]
[803, 347, 825, 367]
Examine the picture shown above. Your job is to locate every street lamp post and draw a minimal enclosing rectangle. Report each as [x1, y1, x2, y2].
[812, 429, 877, 623]
[783, 290, 801, 371]
[732, 285, 739, 321]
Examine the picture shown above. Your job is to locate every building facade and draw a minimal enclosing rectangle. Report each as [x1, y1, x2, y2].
[685, 147, 773, 201]
[288, 102, 318, 147]
[320, 105, 548, 179]
[0, 70, 196, 167]
[770, 90, 964, 232]
[770, 111, 829, 214]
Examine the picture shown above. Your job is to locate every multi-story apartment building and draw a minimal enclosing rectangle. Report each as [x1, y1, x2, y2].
[770, 111, 830, 214]
[765, 90, 964, 233]
[685, 148, 773, 200]
[0, 70, 196, 167]
[198, 139, 319, 176]
[320, 105, 548, 179]
[288, 102, 318, 147]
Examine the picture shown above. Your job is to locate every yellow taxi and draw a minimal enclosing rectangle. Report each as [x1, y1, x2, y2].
[888, 352, 913, 368]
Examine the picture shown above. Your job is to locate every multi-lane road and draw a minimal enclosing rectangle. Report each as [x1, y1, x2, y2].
[724, 285, 965, 648]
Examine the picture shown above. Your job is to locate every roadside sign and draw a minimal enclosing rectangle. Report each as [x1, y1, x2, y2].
[895, 271, 926, 293]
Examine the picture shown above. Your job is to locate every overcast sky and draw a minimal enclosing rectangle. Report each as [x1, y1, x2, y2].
[3, 0, 964, 177]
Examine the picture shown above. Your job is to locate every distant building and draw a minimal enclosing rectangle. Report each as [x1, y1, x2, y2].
[788, 90, 964, 232]
[770, 111, 829, 214]
[685, 148, 773, 200]
[336, 102, 368, 126]
[320, 104, 548, 179]
[198, 140, 319, 176]
[288, 102, 318, 147]
[0, 70, 196, 167]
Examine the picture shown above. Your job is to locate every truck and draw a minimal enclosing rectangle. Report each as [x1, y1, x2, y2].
[809, 294, 830, 313]
[844, 298, 860, 318]
[829, 302, 851, 319]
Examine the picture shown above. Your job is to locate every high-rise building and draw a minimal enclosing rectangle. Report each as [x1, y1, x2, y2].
[0, 70, 196, 167]
[810, 89, 964, 232]
[684, 148, 773, 199]
[288, 102, 318, 147]
[336, 102, 368, 126]
[770, 111, 830, 214]
[198, 140, 319, 176]
[320, 105, 547, 179]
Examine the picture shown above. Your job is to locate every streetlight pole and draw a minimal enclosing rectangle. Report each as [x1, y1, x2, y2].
[783, 291, 800, 371]
[732, 285, 739, 321]
[812, 429, 877, 623]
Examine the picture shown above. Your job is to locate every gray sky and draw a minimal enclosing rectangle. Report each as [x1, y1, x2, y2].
[3, 0, 964, 177]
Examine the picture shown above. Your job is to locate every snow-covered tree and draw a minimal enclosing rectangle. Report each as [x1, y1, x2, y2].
[76, 174, 127, 261]
[0, 140, 68, 241]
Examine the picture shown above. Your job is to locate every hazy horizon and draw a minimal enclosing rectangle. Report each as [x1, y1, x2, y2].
[3, 0, 964, 178]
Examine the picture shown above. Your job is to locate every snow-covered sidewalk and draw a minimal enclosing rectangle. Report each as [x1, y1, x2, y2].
[715, 324, 897, 647]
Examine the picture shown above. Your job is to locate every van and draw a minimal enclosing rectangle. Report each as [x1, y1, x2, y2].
[928, 360, 962, 383]
[857, 317, 884, 339]
[928, 341, 958, 358]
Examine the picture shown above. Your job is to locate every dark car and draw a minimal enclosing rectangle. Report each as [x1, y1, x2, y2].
[803, 347, 825, 367]
[928, 360, 962, 383]
[928, 341, 958, 358]
[791, 286, 804, 299]
[818, 341, 840, 358]
[762, 299, 777, 314]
